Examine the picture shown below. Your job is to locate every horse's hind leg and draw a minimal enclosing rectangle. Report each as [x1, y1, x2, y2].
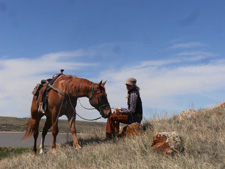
[32, 114, 42, 154]
[66, 113, 81, 149]
[40, 116, 51, 154]
[30, 97, 42, 154]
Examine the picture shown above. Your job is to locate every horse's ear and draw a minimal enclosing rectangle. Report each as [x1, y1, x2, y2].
[98, 80, 103, 87]
[102, 80, 107, 86]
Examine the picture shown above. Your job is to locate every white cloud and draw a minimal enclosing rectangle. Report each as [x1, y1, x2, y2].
[0, 51, 96, 118]
[136, 55, 212, 68]
[171, 42, 206, 49]
[137, 59, 180, 67]
[177, 51, 214, 57]
[41, 50, 98, 60]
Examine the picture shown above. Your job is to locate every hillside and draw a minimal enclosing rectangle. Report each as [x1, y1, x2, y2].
[0, 116, 106, 133]
[0, 106, 224, 169]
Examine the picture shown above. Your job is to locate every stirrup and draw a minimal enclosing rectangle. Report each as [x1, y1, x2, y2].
[38, 103, 45, 114]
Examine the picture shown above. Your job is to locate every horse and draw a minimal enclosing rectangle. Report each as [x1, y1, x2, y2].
[23, 75, 112, 154]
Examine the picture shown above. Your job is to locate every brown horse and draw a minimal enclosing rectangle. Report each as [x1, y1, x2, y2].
[23, 75, 111, 154]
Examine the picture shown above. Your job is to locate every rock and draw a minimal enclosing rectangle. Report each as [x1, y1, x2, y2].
[214, 110, 223, 115]
[118, 122, 143, 137]
[212, 102, 225, 115]
[151, 131, 184, 155]
[220, 102, 225, 108]
[178, 109, 199, 120]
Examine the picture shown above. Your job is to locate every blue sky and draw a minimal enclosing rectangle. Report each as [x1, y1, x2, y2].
[1, 0, 225, 121]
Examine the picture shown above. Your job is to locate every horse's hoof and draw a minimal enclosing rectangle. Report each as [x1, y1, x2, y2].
[39, 149, 45, 154]
[75, 145, 81, 149]
[52, 148, 57, 153]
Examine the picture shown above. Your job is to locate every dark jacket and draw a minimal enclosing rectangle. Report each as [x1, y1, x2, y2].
[121, 88, 143, 123]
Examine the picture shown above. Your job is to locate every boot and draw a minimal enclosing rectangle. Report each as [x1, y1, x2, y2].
[38, 102, 45, 114]
[113, 131, 119, 138]
[105, 133, 112, 140]
[113, 122, 119, 137]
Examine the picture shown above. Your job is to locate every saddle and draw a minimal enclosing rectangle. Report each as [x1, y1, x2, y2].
[32, 69, 64, 112]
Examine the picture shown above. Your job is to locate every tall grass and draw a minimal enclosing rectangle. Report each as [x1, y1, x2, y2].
[0, 107, 224, 169]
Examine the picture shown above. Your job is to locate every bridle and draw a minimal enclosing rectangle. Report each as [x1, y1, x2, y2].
[89, 83, 110, 112]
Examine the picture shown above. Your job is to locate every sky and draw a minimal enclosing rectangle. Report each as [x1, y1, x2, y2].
[1, 0, 225, 122]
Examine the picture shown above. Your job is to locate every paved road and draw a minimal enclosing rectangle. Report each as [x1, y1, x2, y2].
[0, 132, 74, 147]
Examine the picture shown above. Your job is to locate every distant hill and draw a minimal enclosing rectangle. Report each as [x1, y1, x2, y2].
[0, 116, 106, 133]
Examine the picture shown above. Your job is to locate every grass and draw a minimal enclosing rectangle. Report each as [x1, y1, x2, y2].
[0, 147, 30, 160]
[0, 106, 224, 169]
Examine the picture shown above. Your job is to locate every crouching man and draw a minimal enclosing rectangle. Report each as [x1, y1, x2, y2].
[106, 78, 143, 139]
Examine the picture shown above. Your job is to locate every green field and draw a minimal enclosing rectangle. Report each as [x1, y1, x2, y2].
[0, 147, 30, 160]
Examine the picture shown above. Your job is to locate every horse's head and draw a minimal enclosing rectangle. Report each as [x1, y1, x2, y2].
[89, 81, 112, 118]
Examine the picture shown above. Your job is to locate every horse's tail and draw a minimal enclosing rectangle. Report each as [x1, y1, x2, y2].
[22, 118, 34, 140]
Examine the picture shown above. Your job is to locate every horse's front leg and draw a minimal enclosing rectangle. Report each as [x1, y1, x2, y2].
[39, 116, 51, 154]
[67, 113, 81, 149]
[51, 109, 59, 153]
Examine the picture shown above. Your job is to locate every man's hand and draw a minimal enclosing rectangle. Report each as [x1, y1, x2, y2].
[115, 107, 123, 115]
[115, 107, 121, 110]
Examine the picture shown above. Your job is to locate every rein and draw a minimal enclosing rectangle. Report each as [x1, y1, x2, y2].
[49, 79, 103, 122]
[68, 93, 102, 121]
[78, 99, 95, 110]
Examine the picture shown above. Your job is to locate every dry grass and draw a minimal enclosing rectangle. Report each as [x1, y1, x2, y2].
[0, 107, 224, 169]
